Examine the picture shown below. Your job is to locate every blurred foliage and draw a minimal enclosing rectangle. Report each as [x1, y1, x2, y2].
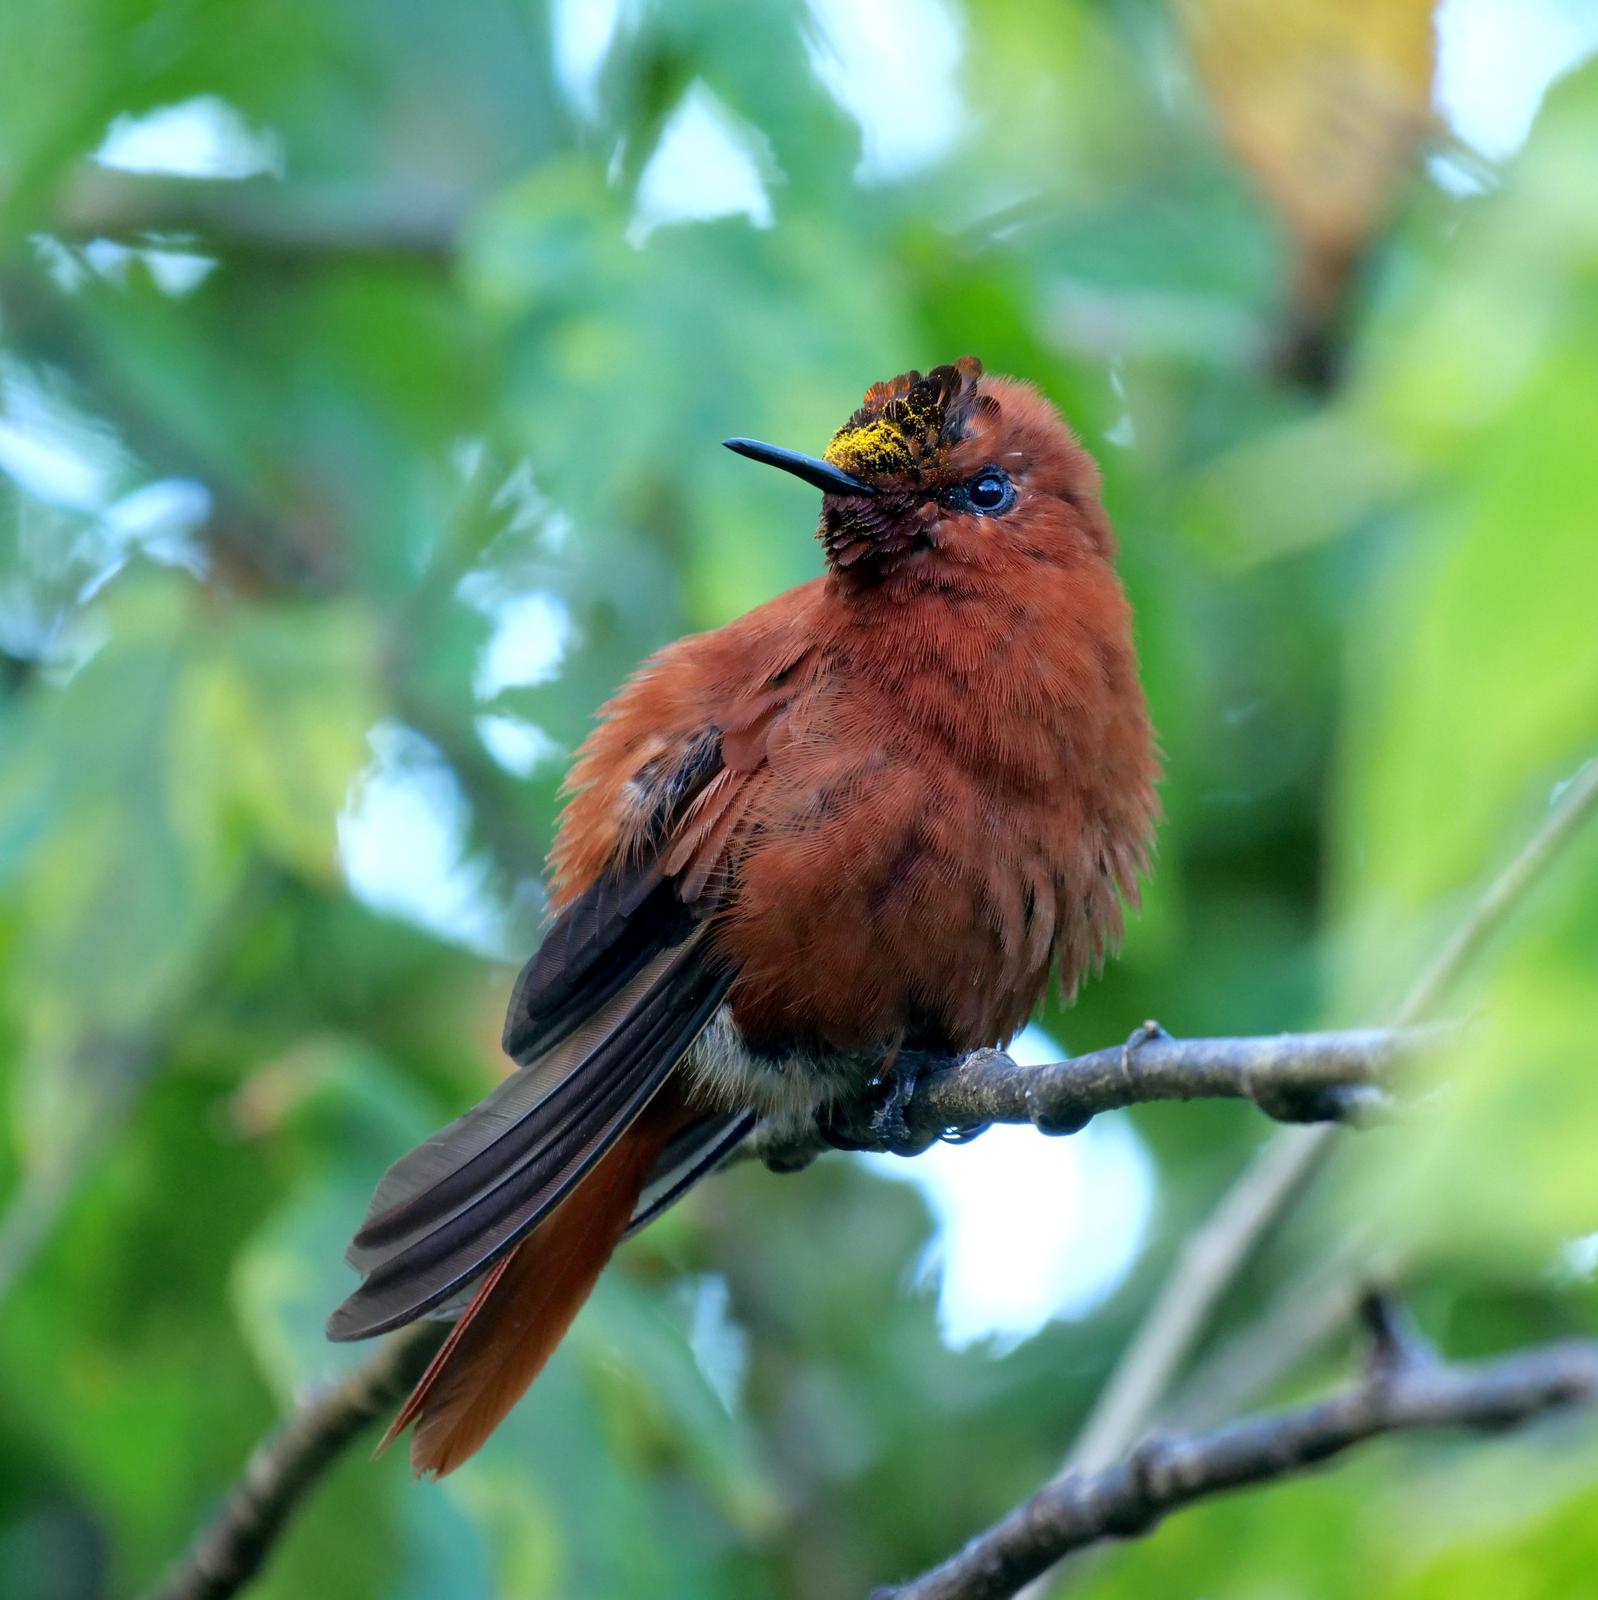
[1175, 0, 1437, 378]
[0, 2, 1595, 1597]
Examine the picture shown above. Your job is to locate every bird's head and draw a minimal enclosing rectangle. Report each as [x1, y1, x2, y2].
[725, 357, 1114, 588]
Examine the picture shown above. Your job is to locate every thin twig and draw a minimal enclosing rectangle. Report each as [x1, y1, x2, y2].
[873, 1334, 1598, 1600]
[1016, 755, 1598, 1597]
[1163, 1232, 1380, 1432]
[1391, 758, 1598, 1029]
[56, 171, 466, 260]
[147, 1322, 446, 1600]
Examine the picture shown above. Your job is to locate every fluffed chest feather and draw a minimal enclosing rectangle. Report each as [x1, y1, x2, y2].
[710, 606, 1123, 1060]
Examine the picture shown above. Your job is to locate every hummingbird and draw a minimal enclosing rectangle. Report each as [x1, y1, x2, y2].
[328, 358, 1159, 1474]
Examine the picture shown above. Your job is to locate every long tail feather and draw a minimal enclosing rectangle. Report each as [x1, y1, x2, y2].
[388, 1086, 690, 1477]
[328, 937, 729, 1342]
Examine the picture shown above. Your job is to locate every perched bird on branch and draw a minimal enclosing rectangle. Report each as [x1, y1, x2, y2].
[327, 358, 1160, 1474]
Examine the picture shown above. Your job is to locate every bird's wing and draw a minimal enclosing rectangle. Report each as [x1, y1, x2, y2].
[328, 648, 806, 1344]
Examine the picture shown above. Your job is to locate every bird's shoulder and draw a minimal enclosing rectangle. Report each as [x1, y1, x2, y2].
[548, 578, 841, 903]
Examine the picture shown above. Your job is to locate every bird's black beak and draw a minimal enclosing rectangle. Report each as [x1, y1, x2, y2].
[723, 438, 876, 497]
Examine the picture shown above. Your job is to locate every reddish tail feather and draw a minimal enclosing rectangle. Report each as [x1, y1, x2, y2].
[381, 1086, 690, 1477]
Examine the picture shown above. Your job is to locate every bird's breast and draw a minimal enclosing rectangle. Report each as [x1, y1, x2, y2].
[709, 580, 1144, 1072]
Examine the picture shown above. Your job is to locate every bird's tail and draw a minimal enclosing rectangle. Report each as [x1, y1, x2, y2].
[381, 1084, 690, 1477]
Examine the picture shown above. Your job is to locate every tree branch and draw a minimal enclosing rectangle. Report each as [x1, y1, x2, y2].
[749, 1024, 1439, 1173]
[873, 1329, 1598, 1600]
[146, 1322, 446, 1600]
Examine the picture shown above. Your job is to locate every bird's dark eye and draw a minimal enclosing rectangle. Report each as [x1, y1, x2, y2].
[968, 473, 1011, 512]
[934, 467, 1010, 515]
[942, 469, 1016, 517]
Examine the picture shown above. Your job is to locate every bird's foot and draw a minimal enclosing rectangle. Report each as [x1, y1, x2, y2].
[817, 1047, 938, 1157]
[816, 1107, 872, 1152]
[865, 1058, 925, 1155]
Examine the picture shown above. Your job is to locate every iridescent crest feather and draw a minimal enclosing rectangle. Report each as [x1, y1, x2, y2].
[822, 357, 984, 480]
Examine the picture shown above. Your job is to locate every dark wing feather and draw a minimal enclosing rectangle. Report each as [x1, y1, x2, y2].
[503, 864, 692, 1065]
[500, 726, 726, 1065]
[624, 1109, 757, 1238]
[329, 715, 761, 1346]
[327, 933, 729, 1341]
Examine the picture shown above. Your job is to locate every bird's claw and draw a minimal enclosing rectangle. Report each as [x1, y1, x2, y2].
[817, 1057, 937, 1157]
[866, 1060, 925, 1155]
